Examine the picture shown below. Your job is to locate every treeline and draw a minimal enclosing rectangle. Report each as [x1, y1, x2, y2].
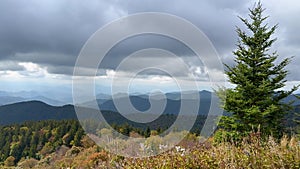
[1, 115, 298, 165]
[0, 120, 84, 164]
[0, 118, 181, 165]
[0, 115, 210, 165]
[80, 114, 210, 136]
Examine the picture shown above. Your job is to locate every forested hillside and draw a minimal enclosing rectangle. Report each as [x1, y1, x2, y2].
[0, 120, 84, 165]
[0, 119, 299, 168]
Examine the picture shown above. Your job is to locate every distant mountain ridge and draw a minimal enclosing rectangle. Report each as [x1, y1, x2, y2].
[0, 101, 76, 125]
[0, 96, 25, 106]
[89, 90, 300, 115]
[0, 99, 299, 128]
[98, 92, 215, 115]
[1, 90, 299, 107]
[1, 90, 300, 126]
[0, 100, 205, 131]
[0, 90, 65, 106]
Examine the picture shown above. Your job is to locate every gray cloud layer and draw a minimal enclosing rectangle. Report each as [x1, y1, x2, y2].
[0, 0, 299, 81]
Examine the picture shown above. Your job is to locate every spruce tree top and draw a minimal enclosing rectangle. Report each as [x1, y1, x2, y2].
[218, 2, 299, 138]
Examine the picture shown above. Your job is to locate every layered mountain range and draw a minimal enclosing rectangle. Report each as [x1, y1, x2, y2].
[0, 90, 299, 126]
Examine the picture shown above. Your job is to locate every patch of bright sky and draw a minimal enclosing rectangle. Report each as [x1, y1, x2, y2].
[1, 62, 300, 95]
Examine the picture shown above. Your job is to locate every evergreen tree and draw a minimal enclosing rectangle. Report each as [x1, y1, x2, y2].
[293, 100, 300, 135]
[218, 2, 299, 138]
[144, 127, 151, 138]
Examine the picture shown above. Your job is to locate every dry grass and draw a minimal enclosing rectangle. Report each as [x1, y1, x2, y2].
[30, 135, 300, 169]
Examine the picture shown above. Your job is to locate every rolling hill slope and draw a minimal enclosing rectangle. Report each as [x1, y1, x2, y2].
[0, 101, 76, 125]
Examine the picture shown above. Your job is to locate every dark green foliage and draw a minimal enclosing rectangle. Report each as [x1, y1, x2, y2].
[0, 116, 208, 164]
[217, 2, 299, 139]
[144, 127, 151, 138]
[0, 120, 85, 164]
[293, 103, 300, 135]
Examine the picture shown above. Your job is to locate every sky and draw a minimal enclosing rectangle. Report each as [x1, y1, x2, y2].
[0, 0, 300, 98]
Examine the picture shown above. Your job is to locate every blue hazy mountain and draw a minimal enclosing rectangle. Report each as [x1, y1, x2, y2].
[0, 89, 298, 130]
[0, 95, 64, 106]
[0, 92, 299, 126]
[82, 90, 300, 115]
[0, 96, 26, 106]
[1, 89, 298, 108]
[0, 91, 65, 106]
[282, 94, 300, 105]
[98, 90, 218, 115]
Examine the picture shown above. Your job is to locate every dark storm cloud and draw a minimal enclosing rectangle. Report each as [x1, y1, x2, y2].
[99, 34, 198, 70]
[0, 0, 247, 69]
[0, 0, 126, 65]
[123, 0, 249, 56]
[0, 0, 299, 82]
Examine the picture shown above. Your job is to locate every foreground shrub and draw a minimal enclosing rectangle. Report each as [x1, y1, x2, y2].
[30, 136, 300, 169]
[120, 136, 300, 169]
